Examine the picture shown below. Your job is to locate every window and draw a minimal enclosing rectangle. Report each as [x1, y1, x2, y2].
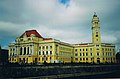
[42, 58, 44, 61]
[83, 53, 84, 56]
[50, 51, 52, 55]
[86, 53, 88, 56]
[97, 52, 99, 56]
[103, 58, 104, 60]
[80, 53, 82, 56]
[75, 53, 78, 56]
[83, 58, 85, 60]
[90, 48, 92, 51]
[103, 53, 104, 56]
[50, 46, 52, 49]
[46, 46, 48, 49]
[96, 32, 98, 34]
[80, 58, 82, 60]
[96, 35, 98, 37]
[91, 58, 93, 61]
[106, 52, 107, 56]
[91, 53, 92, 56]
[110, 49, 111, 51]
[80, 49, 81, 51]
[42, 46, 44, 49]
[43, 51, 44, 55]
[39, 51, 41, 55]
[28, 38, 31, 40]
[86, 58, 88, 60]
[83, 49, 84, 51]
[46, 51, 48, 55]
[96, 48, 99, 50]
[86, 49, 88, 51]
[75, 49, 77, 52]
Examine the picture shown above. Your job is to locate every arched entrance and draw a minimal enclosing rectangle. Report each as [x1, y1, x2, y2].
[97, 58, 100, 63]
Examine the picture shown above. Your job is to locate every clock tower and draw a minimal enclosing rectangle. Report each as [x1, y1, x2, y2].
[92, 13, 101, 44]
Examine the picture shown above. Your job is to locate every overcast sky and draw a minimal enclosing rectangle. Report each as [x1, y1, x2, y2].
[0, 0, 120, 51]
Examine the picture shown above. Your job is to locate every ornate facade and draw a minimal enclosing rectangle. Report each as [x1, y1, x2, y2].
[9, 14, 116, 64]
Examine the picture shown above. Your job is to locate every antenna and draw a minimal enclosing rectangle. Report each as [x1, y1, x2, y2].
[94, 12, 96, 15]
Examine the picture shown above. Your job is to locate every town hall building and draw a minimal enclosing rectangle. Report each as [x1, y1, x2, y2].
[8, 13, 116, 64]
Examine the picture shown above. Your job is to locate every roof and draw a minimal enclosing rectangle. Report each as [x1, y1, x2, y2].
[43, 38, 53, 40]
[20, 30, 43, 38]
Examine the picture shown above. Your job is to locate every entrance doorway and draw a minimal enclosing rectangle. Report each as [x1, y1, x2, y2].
[97, 58, 100, 63]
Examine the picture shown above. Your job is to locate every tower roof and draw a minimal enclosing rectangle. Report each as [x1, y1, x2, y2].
[20, 30, 43, 38]
[93, 12, 97, 17]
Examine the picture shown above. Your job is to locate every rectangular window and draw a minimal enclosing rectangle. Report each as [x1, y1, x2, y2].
[39, 51, 41, 55]
[83, 53, 84, 56]
[91, 53, 92, 56]
[83, 58, 85, 60]
[50, 51, 52, 55]
[46, 46, 48, 49]
[46, 51, 48, 55]
[75, 53, 78, 56]
[83, 49, 84, 51]
[43, 51, 44, 55]
[103, 58, 104, 60]
[90, 48, 92, 51]
[80, 49, 81, 51]
[50, 57, 52, 60]
[50, 46, 52, 49]
[97, 52, 99, 56]
[75, 49, 77, 52]
[42, 46, 44, 49]
[86, 53, 88, 56]
[80, 58, 82, 60]
[102, 48, 104, 51]
[86, 49, 88, 51]
[86, 58, 88, 60]
[80, 53, 82, 56]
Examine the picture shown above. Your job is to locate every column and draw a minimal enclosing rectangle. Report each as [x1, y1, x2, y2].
[32, 45, 34, 55]
[29, 46, 31, 55]
[22, 47, 24, 55]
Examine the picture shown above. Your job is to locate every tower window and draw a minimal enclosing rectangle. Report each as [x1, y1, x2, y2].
[96, 35, 98, 37]
[96, 32, 98, 34]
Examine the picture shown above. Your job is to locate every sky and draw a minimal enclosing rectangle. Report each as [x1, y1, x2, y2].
[0, 0, 120, 51]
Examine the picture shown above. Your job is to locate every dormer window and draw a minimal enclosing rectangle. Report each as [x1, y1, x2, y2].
[28, 38, 31, 40]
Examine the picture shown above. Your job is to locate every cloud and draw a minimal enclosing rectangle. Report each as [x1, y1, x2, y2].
[0, 0, 120, 51]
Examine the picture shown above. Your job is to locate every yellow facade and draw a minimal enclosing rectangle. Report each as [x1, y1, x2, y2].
[8, 13, 116, 64]
[9, 31, 73, 64]
[73, 13, 116, 63]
